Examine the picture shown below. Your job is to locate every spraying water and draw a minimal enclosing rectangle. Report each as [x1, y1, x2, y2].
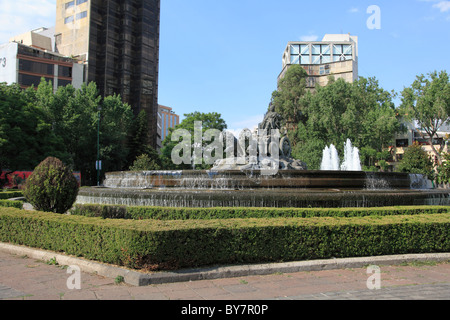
[321, 139, 362, 171]
[320, 145, 340, 171]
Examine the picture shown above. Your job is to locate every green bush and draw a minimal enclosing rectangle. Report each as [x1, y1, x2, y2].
[70, 204, 450, 220]
[129, 154, 161, 171]
[2, 207, 448, 271]
[23, 157, 79, 214]
[70, 204, 129, 219]
[0, 191, 23, 200]
[0, 200, 23, 209]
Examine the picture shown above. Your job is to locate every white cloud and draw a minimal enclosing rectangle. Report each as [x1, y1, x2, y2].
[0, 0, 56, 43]
[433, 1, 450, 12]
[348, 7, 359, 13]
[300, 35, 319, 41]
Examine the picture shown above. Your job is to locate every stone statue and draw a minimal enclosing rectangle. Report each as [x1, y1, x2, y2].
[259, 103, 282, 133]
[211, 103, 307, 172]
[257, 103, 306, 170]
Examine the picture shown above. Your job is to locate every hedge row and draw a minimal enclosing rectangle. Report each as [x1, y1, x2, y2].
[70, 204, 450, 220]
[0, 200, 23, 209]
[1, 207, 449, 271]
[0, 191, 23, 200]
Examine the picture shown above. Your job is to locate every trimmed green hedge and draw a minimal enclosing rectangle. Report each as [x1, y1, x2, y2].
[1, 207, 449, 271]
[70, 204, 450, 220]
[0, 191, 23, 200]
[0, 200, 23, 209]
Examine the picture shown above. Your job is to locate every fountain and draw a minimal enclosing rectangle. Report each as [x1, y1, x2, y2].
[321, 139, 362, 171]
[76, 106, 450, 209]
[320, 145, 340, 171]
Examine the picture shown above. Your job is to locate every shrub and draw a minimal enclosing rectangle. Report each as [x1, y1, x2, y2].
[0, 200, 23, 209]
[397, 142, 434, 177]
[129, 154, 161, 171]
[23, 157, 79, 214]
[0, 191, 23, 200]
[70, 204, 129, 219]
[1, 207, 449, 271]
[69, 204, 450, 220]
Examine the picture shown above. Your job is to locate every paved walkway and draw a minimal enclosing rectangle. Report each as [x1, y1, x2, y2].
[0, 249, 449, 301]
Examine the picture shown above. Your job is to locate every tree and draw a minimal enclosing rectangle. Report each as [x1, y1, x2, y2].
[397, 142, 434, 177]
[98, 94, 134, 174]
[399, 70, 450, 165]
[288, 77, 401, 170]
[48, 81, 101, 185]
[0, 83, 69, 173]
[436, 152, 450, 185]
[160, 112, 227, 170]
[271, 65, 309, 126]
[1, 78, 145, 185]
[126, 109, 156, 167]
[360, 147, 392, 171]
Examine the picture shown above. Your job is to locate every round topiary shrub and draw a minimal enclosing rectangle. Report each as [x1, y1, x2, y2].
[23, 157, 79, 214]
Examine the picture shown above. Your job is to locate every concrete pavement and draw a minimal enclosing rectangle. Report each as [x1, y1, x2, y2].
[0, 243, 449, 301]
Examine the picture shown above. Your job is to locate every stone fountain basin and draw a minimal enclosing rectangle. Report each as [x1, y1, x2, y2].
[76, 187, 450, 208]
[75, 170, 450, 208]
[100, 170, 414, 190]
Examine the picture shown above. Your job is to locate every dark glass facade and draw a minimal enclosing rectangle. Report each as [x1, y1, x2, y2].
[19, 59, 54, 76]
[88, 0, 160, 148]
[16, 44, 75, 89]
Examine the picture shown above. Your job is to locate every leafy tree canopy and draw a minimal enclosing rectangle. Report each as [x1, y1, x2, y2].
[160, 112, 227, 170]
[399, 70, 450, 164]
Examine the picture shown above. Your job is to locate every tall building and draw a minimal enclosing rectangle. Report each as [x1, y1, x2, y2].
[157, 105, 180, 149]
[55, 0, 161, 148]
[279, 34, 358, 89]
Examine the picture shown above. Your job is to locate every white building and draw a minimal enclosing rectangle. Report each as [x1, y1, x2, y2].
[0, 29, 84, 91]
[279, 34, 359, 88]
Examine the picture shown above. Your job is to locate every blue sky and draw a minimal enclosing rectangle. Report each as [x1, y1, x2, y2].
[1, 0, 449, 134]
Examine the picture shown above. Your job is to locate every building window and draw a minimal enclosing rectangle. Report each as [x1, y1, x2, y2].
[312, 44, 330, 64]
[65, 1, 75, 10]
[58, 65, 72, 78]
[290, 44, 310, 65]
[333, 44, 353, 62]
[396, 139, 409, 147]
[76, 0, 88, 5]
[19, 74, 53, 87]
[19, 59, 54, 76]
[64, 15, 74, 24]
[76, 11, 88, 20]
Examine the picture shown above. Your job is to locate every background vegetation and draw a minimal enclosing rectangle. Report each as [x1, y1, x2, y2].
[1, 69, 449, 185]
[0, 80, 158, 186]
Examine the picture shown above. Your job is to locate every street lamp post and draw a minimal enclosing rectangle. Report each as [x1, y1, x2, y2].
[97, 106, 101, 187]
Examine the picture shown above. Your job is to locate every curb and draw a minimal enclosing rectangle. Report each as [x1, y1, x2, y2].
[1, 242, 449, 287]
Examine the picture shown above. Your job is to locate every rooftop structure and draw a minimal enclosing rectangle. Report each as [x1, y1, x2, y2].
[279, 34, 358, 88]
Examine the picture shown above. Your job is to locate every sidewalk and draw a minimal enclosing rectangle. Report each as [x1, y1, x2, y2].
[0, 244, 449, 301]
